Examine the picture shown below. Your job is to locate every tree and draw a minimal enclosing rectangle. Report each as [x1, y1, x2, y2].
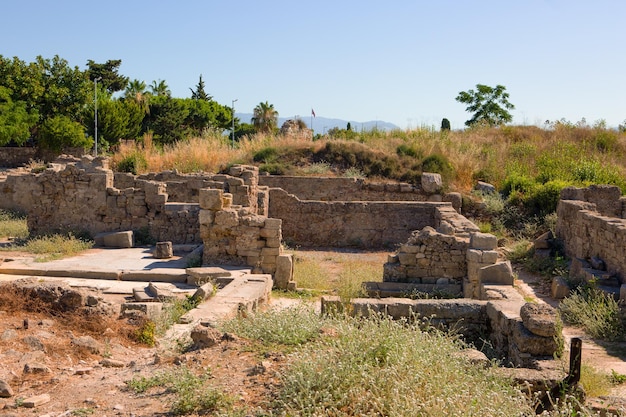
[190, 75, 211, 101]
[86, 59, 129, 94]
[150, 79, 171, 97]
[124, 79, 150, 114]
[0, 86, 38, 146]
[455, 84, 514, 127]
[38, 115, 92, 151]
[252, 101, 278, 134]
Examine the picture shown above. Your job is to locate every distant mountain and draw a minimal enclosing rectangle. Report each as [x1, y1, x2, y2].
[235, 113, 399, 133]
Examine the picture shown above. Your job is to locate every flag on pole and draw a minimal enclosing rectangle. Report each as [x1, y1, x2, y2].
[311, 108, 316, 117]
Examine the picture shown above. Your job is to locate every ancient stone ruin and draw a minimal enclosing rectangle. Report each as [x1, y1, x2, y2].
[0, 155, 563, 368]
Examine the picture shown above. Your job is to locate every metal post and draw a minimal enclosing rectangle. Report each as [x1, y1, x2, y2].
[231, 99, 238, 148]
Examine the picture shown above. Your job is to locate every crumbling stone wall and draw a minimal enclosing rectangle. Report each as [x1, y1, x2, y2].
[198, 188, 293, 288]
[0, 147, 85, 168]
[268, 188, 451, 248]
[557, 185, 626, 282]
[0, 157, 262, 245]
[383, 227, 468, 284]
[259, 175, 461, 211]
[322, 295, 561, 368]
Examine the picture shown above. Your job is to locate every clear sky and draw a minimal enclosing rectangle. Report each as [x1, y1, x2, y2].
[2, 0, 625, 130]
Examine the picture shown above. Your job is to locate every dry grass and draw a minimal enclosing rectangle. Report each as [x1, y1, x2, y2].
[109, 124, 626, 195]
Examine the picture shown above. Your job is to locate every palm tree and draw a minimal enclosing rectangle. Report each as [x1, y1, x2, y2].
[252, 101, 278, 134]
[149, 79, 171, 97]
[124, 79, 150, 113]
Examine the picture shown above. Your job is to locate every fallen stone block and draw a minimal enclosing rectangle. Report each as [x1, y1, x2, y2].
[22, 393, 50, 408]
[519, 303, 559, 338]
[94, 231, 134, 248]
[121, 302, 163, 320]
[551, 276, 570, 299]
[147, 282, 178, 301]
[479, 261, 514, 285]
[186, 267, 232, 286]
[154, 241, 173, 259]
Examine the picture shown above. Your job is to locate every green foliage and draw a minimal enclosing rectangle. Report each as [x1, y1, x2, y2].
[189, 74, 211, 101]
[134, 320, 156, 346]
[126, 367, 233, 415]
[86, 59, 129, 94]
[8, 233, 94, 262]
[253, 146, 279, 163]
[252, 101, 278, 134]
[37, 115, 91, 151]
[456, 84, 515, 127]
[273, 312, 534, 416]
[259, 162, 287, 175]
[421, 153, 453, 179]
[0, 209, 28, 239]
[221, 306, 323, 346]
[559, 286, 625, 341]
[0, 86, 38, 146]
[117, 152, 147, 175]
[396, 143, 423, 158]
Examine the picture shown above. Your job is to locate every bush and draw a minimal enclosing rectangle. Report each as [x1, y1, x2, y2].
[421, 153, 453, 177]
[559, 286, 625, 341]
[38, 115, 92, 151]
[396, 143, 423, 158]
[253, 146, 278, 163]
[116, 152, 147, 175]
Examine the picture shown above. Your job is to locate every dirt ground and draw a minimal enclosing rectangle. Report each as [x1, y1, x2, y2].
[0, 249, 624, 416]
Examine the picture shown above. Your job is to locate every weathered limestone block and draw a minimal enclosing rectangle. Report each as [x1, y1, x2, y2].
[475, 181, 496, 194]
[198, 209, 215, 225]
[519, 303, 559, 337]
[470, 232, 497, 250]
[421, 173, 442, 193]
[214, 210, 239, 227]
[199, 188, 223, 210]
[0, 379, 13, 397]
[95, 231, 134, 248]
[512, 321, 558, 356]
[275, 254, 294, 290]
[154, 241, 173, 259]
[479, 261, 514, 285]
[551, 276, 571, 299]
[186, 267, 232, 285]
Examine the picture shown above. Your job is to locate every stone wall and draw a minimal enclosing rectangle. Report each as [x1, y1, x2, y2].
[268, 188, 450, 248]
[0, 157, 261, 245]
[322, 295, 561, 368]
[197, 188, 293, 289]
[0, 147, 86, 168]
[258, 175, 462, 211]
[557, 185, 626, 282]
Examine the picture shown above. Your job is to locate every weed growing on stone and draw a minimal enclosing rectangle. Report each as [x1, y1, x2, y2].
[221, 305, 322, 348]
[126, 366, 233, 415]
[7, 233, 94, 261]
[271, 312, 536, 416]
[579, 364, 613, 398]
[559, 286, 625, 341]
[0, 209, 28, 239]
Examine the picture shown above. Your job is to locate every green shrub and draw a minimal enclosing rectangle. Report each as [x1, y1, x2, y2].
[559, 286, 625, 341]
[253, 146, 278, 163]
[221, 306, 322, 346]
[0, 209, 28, 239]
[525, 180, 570, 216]
[396, 143, 423, 158]
[421, 153, 453, 178]
[117, 152, 147, 175]
[259, 162, 287, 175]
[273, 313, 534, 416]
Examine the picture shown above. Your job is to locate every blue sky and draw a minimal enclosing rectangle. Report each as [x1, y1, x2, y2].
[2, 0, 625, 130]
